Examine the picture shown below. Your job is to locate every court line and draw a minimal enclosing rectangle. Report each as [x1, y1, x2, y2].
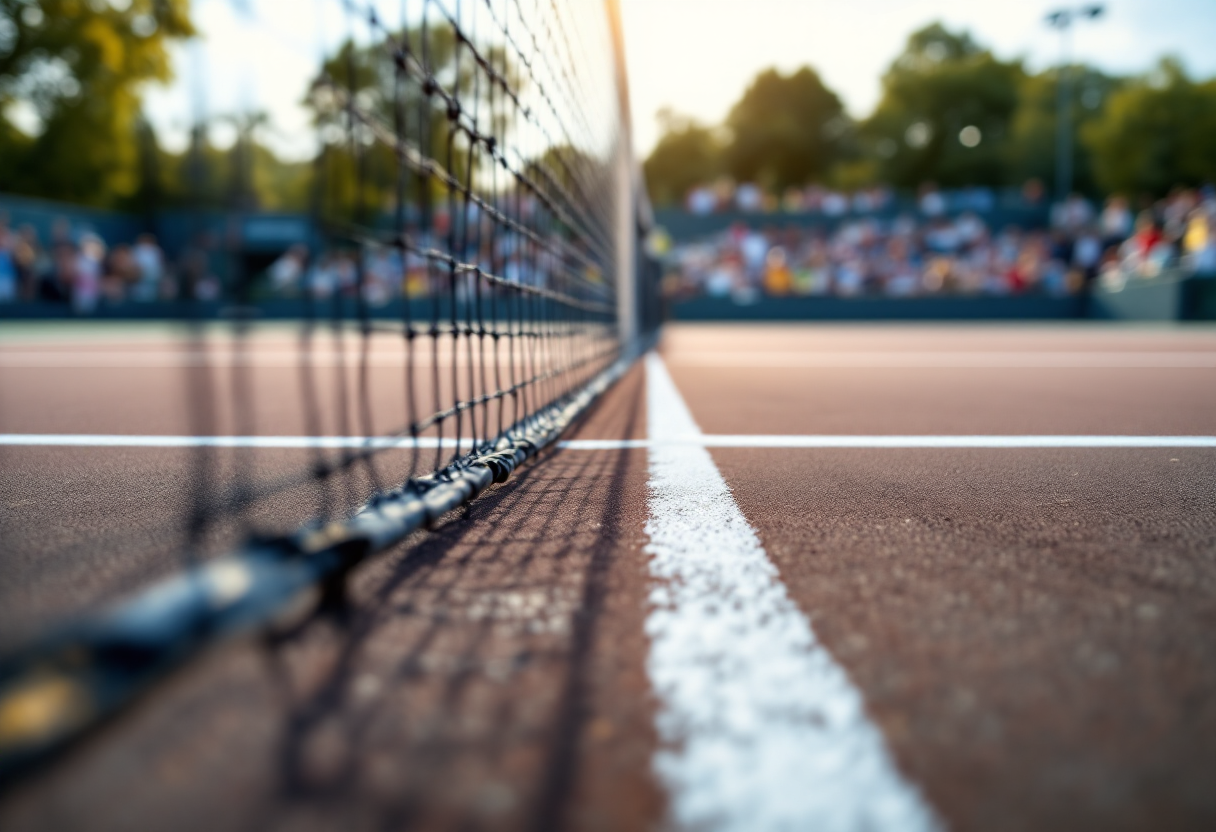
[2, 434, 1215, 450]
[641, 352, 942, 831]
[565, 435, 1216, 449]
[5, 350, 1216, 369]
[0, 352, 532, 368]
[668, 351, 1216, 368]
[0, 434, 468, 449]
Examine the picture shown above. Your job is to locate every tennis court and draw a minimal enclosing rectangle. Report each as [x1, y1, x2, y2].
[3, 0, 1216, 828]
[2, 321, 1215, 831]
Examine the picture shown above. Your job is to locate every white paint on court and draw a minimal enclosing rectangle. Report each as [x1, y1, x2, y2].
[0, 434, 469, 450]
[4, 349, 1216, 369]
[0, 351, 535, 368]
[564, 435, 1216, 449]
[669, 350, 1216, 369]
[641, 352, 942, 832]
[3, 434, 1214, 450]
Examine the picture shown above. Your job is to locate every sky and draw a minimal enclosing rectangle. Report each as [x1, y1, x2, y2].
[143, 0, 345, 159]
[617, 0, 1216, 155]
[141, 0, 1216, 160]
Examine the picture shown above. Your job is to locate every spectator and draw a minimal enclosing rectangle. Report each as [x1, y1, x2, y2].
[0, 220, 17, 303]
[1072, 226, 1103, 296]
[687, 186, 716, 215]
[14, 225, 42, 300]
[739, 227, 768, 284]
[1125, 212, 1164, 265]
[131, 234, 165, 301]
[74, 234, 105, 314]
[1022, 179, 1046, 205]
[1100, 195, 1134, 245]
[101, 245, 127, 301]
[822, 190, 848, 216]
[269, 244, 308, 295]
[1190, 218, 1216, 277]
[763, 247, 792, 295]
[1053, 193, 1094, 234]
[735, 184, 763, 212]
[918, 183, 946, 217]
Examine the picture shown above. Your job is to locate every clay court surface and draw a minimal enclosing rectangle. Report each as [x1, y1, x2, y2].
[2, 321, 1216, 831]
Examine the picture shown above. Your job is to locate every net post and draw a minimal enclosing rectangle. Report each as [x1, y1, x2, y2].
[614, 137, 637, 349]
[606, 0, 638, 351]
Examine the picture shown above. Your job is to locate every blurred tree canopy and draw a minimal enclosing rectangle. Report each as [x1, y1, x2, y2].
[146, 114, 312, 215]
[725, 67, 846, 191]
[1082, 58, 1216, 195]
[1007, 66, 1122, 196]
[642, 108, 722, 208]
[0, 0, 194, 206]
[306, 25, 513, 222]
[642, 21, 1216, 207]
[862, 23, 1022, 189]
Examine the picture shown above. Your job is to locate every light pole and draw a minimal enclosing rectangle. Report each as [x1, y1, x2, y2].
[1045, 4, 1104, 204]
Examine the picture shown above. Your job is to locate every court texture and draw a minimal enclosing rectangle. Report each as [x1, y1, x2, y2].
[1, 320, 1215, 832]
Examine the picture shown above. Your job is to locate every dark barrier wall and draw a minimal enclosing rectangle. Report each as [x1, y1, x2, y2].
[0, 298, 606, 322]
[0, 296, 1084, 322]
[1188, 279, 1216, 320]
[1090, 274, 1216, 322]
[665, 277, 1216, 323]
[5, 286, 1214, 322]
[668, 295, 1082, 321]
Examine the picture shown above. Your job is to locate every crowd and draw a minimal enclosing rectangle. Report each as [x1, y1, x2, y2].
[264, 234, 587, 305]
[683, 181, 1020, 217]
[0, 217, 177, 312]
[5, 188, 1216, 312]
[0, 209, 595, 312]
[664, 189, 1216, 301]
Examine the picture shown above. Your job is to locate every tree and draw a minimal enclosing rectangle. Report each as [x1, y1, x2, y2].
[306, 25, 515, 224]
[724, 67, 846, 191]
[1082, 57, 1216, 196]
[862, 23, 1022, 188]
[1006, 66, 1122, 196]
[0, 0, 194, 206]
[642, 109, 722, 207]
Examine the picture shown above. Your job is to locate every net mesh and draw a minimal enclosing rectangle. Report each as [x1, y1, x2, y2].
[0, 0, 653, 786]
[176, 0, 637, 547]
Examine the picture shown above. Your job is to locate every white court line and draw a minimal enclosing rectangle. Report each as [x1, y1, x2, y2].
[0, 352, 528, 368]
[669, 350, 1216, 368]
[2, 434, 1214, 450]
[642, 353, 942, 831]
[0, 434, 468, 449]
[5, 350, 1216, 369]
[564, 435, 1216, 449]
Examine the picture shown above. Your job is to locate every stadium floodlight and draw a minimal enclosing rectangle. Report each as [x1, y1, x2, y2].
[1044, 4, 1106, 203]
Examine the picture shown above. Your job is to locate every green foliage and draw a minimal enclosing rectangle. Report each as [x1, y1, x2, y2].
[724, 67, 846, 192]
[1007, 66, 1121, 195]
[642, 108, 722, 207]
[127, 120, 310, 215]
[306, 26, 513, 222]
[1082, 58, 1216, 196]
[828, 159, 881, 192]
[253, 145, 312, 212]
[862, 23, 1023, 188]
[0, 0, 193, 206]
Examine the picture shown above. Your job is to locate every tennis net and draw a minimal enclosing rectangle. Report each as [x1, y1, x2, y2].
[0, 0, 657, 787]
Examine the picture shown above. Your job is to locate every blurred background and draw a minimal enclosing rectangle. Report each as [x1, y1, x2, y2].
[1, 0, 1214, 319]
